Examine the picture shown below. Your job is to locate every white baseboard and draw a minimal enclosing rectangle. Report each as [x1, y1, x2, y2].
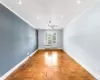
[63, 49, 99, 80]
[38, 48, 63, 50]
[29, 49, 38, 57]
[0, 49, 38, 80]
[0, 76, 2, 80]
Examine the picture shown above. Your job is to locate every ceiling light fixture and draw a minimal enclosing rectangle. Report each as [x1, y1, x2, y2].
[48, 20, 58, 30]
[17, 0, 22, 5]
[76, 0, 81, 4]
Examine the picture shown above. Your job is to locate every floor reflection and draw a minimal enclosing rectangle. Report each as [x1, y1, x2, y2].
[45, 51, 58, 66]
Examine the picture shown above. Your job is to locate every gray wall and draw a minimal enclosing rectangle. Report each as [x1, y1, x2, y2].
[0, 4, 38, 76]
[38, 29, 63, 49]
[63, 3, 100, 79]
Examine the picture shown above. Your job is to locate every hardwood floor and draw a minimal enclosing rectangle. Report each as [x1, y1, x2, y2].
[5, 49, 95, 80]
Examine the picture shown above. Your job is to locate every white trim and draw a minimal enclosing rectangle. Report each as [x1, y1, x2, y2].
[63, 49, 98, 80]
[0, 49, 38, 80]
[38, 48, 63, 50]
[0, 1, 36, 29]
[29, 49, 38, 57]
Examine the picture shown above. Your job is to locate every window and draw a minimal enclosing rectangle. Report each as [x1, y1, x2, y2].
[45, 31, 57, 46]
[52, 33, 57, 43]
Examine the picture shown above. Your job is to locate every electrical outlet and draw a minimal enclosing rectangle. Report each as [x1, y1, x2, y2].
[27, 53, 30, 56]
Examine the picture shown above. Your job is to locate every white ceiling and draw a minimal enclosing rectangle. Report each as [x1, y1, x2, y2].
[0, 0, 99, 29]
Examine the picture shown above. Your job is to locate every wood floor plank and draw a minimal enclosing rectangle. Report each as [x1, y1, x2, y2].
[5, 49, 95, 80]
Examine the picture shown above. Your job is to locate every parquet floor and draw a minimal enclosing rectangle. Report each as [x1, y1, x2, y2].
[5, 49, 95, 80]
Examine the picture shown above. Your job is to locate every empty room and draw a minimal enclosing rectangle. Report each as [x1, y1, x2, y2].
[0, 0, 100, 80]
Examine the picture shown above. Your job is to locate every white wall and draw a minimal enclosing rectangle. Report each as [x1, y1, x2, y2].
[38, 29, 63, 49]
[63, 3, 100, 80]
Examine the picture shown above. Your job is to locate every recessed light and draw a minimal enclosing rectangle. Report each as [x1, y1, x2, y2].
[17, 0, 22, 5]
[76, 0, 81, 4]
[36, 17, 40, 19]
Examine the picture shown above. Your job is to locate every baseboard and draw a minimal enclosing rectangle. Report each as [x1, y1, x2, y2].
[38, 48, 63, 50]
[63, 49, 99, 80]
[0, 49, 38, 80]
[29, 49, 38, 57]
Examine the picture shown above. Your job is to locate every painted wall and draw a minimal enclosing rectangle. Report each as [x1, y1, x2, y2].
[38, 29, 63, 49]
[0, 4, 38, 76]
[63, 3, 100, 79]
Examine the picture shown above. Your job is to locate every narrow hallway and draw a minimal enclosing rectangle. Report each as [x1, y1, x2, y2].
[5, 49, 95, 80]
